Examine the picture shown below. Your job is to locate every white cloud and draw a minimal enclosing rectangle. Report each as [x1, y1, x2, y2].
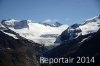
[42, 19, 59, 23]
[42, 19, 52, 23]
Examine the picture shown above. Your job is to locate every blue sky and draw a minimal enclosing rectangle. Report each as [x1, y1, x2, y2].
[0, 0, 100, 25]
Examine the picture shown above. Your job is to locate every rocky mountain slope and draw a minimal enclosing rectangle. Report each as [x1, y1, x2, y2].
[0, 29, 42, 66]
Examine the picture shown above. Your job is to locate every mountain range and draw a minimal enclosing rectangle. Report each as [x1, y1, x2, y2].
[0, 15, 100, 66]
[0, 19, 68, 46]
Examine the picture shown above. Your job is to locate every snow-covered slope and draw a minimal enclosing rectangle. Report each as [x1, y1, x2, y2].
[79, 15, 100, 35]
[0, 19, 68, 46]
[60, 15, 100, 42]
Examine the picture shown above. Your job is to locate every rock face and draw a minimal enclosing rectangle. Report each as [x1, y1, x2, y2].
[1, 19, 30, 29]
[53, 22, 62, 27]
[60, 24, 82, 41]
[14, 20, 30, 29]
[0, 30, 42, 66]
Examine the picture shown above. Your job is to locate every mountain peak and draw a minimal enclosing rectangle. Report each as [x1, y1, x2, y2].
[97, 14, 100, 19]
[85, 15, 100, 24]
[53, 22, 62, 27]
[79, 15, 100, 35]
[21, 20, 33, 23]
[0, 19, 32, 29]
[61, 23, 82, 41]
[40, 21, 62, 27]
[70, 23, 80, 28]
[1, 19, 17, 27]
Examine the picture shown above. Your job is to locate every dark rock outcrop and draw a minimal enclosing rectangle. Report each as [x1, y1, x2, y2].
[0, 30, 42, 66]
[60, 24, 82, 41]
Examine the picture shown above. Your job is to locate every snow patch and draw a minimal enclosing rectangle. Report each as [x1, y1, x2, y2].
[2, 31, 18, 39]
